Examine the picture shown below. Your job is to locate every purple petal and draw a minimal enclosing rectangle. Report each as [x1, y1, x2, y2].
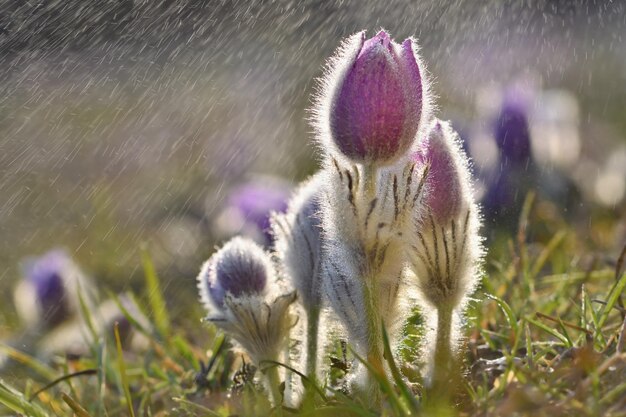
[332, 41, 404, 160]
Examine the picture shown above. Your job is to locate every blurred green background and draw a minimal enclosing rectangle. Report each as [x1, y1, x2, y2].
[1, 0, 625, 332]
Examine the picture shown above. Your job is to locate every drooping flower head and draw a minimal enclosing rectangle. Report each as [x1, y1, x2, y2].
[198, 237, 269, 310]
[315, 30, 431, 165]
[197, 236, 297, 377]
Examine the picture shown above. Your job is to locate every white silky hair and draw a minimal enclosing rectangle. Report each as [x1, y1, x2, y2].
[319, 156, 430, 354]
[272, 174, 325, 313]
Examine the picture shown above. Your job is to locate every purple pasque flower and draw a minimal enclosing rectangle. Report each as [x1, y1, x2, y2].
[320, 30, 428, 164]
[198, 237, 270, 309]
[414, 122, 465, 223]
[215, 177, 291, 247]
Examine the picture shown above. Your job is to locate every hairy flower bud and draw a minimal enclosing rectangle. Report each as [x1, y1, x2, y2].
[414, 122, 464, 224]
[410, 121, 481, 308]
[198, 237, 269, 309]
[408, 121, 483, 387]
[197, 236, 297, 402]
[315, 30, 430, 164]
[272, 175, 324, 312]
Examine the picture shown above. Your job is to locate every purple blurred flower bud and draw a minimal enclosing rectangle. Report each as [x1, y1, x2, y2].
[17, 250, 73, 328]
[494, 95, 532, 165]
[320, 30, 428, 164]
[215, 177, 291, 247]
[415, 122, 465, 223]
[197, 237, 270, 309]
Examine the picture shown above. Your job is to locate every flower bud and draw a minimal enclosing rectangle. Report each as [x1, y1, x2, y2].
[316, 30, 430, 164]
[197, 237, 297, 402]
[272, 174, 324, 312]
[409, 121, 480, 307]
[197, 237, 269, 310]
[414, 122, 467, 223]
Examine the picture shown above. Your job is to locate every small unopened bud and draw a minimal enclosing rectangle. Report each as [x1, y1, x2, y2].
[197, 236, 297, 404]
[410, 121, 480, 307]
[414, 122, 465, 224]
[197, 237, 269, 310]
[315, 30, 430, 164]
[408, 121, 483, 387]
[272, 175, 324, 312]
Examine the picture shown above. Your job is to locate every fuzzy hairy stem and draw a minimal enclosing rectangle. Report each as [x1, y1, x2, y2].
[360, 165, 384, 406]
[363, 271, 384, 375]
[305, 306, 320, 379]
[433, 304, 454, 389]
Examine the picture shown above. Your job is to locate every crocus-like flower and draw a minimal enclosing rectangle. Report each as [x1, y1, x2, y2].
[197, 237, 296, 404]
[272, 174, 325, 379]
[13, 249, 94, 330]
[409, 121, 483, 387]
[314, 30, 431, 165]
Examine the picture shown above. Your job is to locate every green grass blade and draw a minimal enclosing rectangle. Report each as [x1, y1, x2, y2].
[530, 230, 567, 278]
[62, 392, 93, 417]
[486, 293, 519, 335]
[0, 379, 49, 417]
[525, 317, 569, 345]
[108, 291, 152, 338]
[299, 405, 377, 417]
[172, 397, 223, 416]
[598, 272, 626, 329]
[114, 322, 136, 417]
[381, 323, 419, 414]
[348, 346, 406, 416]
[0, 344, 57, 381]
[77, 286, 100, 345]
[141, 246, 170, 338]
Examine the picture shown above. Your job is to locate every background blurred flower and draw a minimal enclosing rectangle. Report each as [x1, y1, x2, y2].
[212, 176, 292, 247]
[13, 249, 95, 330]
